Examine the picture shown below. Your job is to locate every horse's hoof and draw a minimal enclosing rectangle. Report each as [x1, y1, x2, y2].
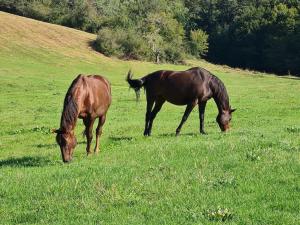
[144, 131, 151, 136]
[200, 131, 208, 135]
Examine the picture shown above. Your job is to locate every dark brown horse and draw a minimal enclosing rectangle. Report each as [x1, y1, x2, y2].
[53, 75, 111, 162]
[126, 67, 235, 136]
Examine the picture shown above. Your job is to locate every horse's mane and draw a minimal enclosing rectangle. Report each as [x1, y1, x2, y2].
[209, 74, 230, 111]
[60, 75, 81, 131]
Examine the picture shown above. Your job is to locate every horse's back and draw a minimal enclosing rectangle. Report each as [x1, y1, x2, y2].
[76, 75, 111, 117]
[86, 75, 111, 98]
[145, 67, 212, 104]
[149, 67, 211, 86]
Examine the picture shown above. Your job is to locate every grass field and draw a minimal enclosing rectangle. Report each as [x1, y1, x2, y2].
[0, 12, 299, 225]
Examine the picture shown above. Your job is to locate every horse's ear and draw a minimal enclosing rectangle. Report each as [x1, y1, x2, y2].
[230, 108, 236, 113]
[51, 128, 60, 134]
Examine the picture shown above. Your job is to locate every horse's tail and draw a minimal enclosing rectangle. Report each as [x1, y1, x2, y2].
[126, 70, 146, 101]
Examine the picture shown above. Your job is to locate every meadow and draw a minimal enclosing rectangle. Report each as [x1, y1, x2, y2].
[0, 12, 299, 225]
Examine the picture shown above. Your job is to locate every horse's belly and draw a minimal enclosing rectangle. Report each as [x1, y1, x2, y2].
[166, 97, 187, 105]
[161, 87, 197, 105]
[162, 93, 191, 105]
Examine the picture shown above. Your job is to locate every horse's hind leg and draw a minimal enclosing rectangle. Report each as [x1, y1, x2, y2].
[146, 99, 165, 136]
[199, 101, 207, 134]
[94, 115, 106, 154]
[176, 101, 197, 136]
[83, 117, 95, 155]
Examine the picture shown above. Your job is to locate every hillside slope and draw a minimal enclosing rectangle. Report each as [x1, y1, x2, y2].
[0, 12, 299, 225]
[0, 11, 267, 79]
[0, 11, 99, 59]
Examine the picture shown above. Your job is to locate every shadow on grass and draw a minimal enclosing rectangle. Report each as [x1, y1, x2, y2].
[88, 40, 99, 53]
[0, 156, 54, 168]
[158, 132, 199, 138]
[36, 143, 57, 149]
[109, 136, 134, 142]
[35, 141, 86, 149]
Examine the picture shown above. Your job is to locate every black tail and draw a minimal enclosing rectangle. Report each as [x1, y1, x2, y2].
[126, 70, 145, 101]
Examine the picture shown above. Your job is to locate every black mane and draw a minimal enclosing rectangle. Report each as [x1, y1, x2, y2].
[209, 74, 230, 111]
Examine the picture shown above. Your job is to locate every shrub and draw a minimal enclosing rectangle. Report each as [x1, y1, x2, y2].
[119, 30, 150, 60]
[24, 1, 52, 21]
[95, 28, 150, 60]
[189, 29, 209, 58]
[94, 28, 123, 56]
[143, 12, 186, 63]
[94, 12, 187, 63]
[163, 44, 184, 63]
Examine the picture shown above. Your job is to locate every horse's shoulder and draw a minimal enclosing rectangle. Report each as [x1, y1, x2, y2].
[189, 67, 212, 80]
[82, 75, 108, 84]
[187, 67, 201, 72]
[75, 74, 85, 81]
[86, 75, 111, 93]
[90, 74, 106, 81]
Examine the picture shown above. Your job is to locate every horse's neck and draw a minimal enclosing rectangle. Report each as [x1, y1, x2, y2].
[209, 76, 229, 113]
[60, 117, 77, 133]
[60, 95, 78, 133]
[213, 95, 228, 113]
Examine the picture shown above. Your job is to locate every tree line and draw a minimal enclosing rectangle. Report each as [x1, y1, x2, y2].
[1, 0, 299, 76]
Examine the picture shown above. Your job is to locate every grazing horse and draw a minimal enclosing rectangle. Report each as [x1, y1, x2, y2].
[53, 75, 111, 162]
[126, 67, 235, 136]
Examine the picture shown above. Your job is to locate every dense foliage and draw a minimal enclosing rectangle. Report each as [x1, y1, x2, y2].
[1, 0, 299, 75]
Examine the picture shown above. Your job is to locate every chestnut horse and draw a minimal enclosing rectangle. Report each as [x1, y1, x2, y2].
[53, 75, 111, 162]
[126, 67, 235, 136]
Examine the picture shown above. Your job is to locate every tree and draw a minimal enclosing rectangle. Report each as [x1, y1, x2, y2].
[189, 29, 209, 58]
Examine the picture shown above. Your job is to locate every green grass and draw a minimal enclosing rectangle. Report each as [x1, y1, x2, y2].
[0, 12, 300, 225]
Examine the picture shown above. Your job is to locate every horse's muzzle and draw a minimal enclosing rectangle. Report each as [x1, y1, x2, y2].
[63, 157, 72, 163]
[220, 124, 230, 132]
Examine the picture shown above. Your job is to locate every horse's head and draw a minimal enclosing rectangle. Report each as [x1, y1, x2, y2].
[53, 129, 77, 163]
[216, 107, 236, 132]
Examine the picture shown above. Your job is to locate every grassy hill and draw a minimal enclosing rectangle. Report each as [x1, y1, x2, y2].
[0, 11, 299, 225]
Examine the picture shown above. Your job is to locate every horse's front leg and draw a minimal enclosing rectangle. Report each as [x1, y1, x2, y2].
[199, 101, 207, 135]
[144, 97, 154, 136]
[176, 101, 197, 136]
[83, 117, 95, 155]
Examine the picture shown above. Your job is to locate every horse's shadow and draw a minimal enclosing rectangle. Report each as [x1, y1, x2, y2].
[0, 156, 54, 168]
[36, 143, 57, 149]
[158, 132, 199, 138]
[109, 136, 134, 142]
[35, 141, 85, 149]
